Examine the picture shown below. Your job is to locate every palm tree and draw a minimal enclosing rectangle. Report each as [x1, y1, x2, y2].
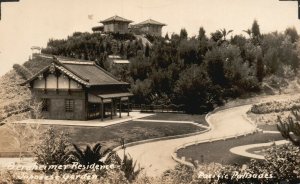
[71, 143, 111, 165]
[219, 28, 233, 41]
[243, 29, 252, 38]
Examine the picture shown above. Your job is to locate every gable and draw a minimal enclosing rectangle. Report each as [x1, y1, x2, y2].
[32, 73, 82, 90]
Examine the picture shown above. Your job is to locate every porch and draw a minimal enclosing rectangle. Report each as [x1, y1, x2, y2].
[88, 92, 133, 121]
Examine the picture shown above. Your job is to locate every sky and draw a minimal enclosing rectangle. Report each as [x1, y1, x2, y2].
[0, 0, 299, 76]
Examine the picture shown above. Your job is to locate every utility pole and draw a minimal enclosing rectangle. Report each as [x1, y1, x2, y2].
[279, 0, 300, 19]
[0, 0, 19, 20]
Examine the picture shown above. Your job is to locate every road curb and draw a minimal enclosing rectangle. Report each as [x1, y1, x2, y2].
[171, 106, 258, 168]
[112, 122, 210, 153]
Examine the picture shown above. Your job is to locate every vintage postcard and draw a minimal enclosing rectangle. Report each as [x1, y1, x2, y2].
[0, 0, 299, 183]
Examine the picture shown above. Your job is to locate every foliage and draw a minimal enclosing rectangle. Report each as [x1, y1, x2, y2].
[33, 127, 71, 166]
[248, 144, 300, 183]
[13, 64, 33, 80]
[277, 109, 300, 147]
[2, 100, 42, 159]
[40, 20, 300, 114]
[174, 65, 220, 113]
[70, 143, 111, 166]
[104, 139, 144, 182]
[251, 20, 261, 45]
[120, 153, 143, 182]
[285, 27, 299, 43]
[179, 28, 188, 40]
[251, 98, 300, 114]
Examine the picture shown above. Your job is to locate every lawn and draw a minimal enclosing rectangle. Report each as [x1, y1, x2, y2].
[257, 124, 279, 131]
[177, 132, 284, 165]
[142, 113, 208, 126]
[0, 119, 204, 157]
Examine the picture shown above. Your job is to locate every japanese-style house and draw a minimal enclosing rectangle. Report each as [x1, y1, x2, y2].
[21, 55, 133, 121]
[133, 19, 166, 36]
[100, 15, 133, 34]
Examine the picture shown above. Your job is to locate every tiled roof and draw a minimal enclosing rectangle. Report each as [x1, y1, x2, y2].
[63, 62, 127, 85]
[100, 15, 133, 24]
[136, 19, 166, 26]
[21, 56, 128, 87]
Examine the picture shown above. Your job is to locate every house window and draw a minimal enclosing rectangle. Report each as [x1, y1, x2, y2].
[42, 99, 50, 112]
[65, 99, 74, 112]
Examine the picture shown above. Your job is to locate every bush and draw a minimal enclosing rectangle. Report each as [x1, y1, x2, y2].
[13, 64, 32, 80]
[251, 98, 300, 114]
[33, 127, 71, 166]
[70, 143, 110, 166]
[277, 109, 300, 146]
[247, 144, 300, 183]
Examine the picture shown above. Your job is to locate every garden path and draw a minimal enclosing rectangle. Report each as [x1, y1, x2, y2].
[117, 105, 257, 177]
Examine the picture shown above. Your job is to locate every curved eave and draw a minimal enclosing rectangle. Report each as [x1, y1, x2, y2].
[20, 64, 90, 87]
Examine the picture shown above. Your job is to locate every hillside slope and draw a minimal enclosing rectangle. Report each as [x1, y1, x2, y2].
[0, 70, 30, 121]
[0, 56, 52, 122]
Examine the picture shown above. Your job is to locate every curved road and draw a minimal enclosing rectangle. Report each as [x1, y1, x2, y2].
[117, 105, 256, 177]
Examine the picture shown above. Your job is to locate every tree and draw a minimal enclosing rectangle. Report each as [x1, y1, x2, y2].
[198, 27, 206, 41]
[13, 64, 33, 80]
[3, 100, 42, 160]
[180, 28, 188, 40]
[251, 20, 261, 45]
[145, 43, 150, 57]
[285, 27, 299, 43]
[33, 127, 70, 166]
[256, 54, 264, 82]
[70, 143, 111, 166]
[251, 20, 261, 38]
[219, 28, 233, 41]
[178, 38, 199, 65]
[119, 43, 125, 56]
[205, 47, 227, 86]
[174, 65, 218, 113]
[165, 33, 170, 40]
[210, 30, 223, 43]
[243, 28, 252, 38]
[130, 79, 152, 104]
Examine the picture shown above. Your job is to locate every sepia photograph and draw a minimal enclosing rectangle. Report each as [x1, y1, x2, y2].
[0, 0, 300, 183]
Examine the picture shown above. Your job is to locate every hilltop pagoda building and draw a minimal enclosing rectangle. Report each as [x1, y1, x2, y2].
[99, 15, 133, 34]
[133, 19, 166, 36]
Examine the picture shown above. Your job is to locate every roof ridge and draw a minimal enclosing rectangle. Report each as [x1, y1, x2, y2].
[136, 19, 166, 26]
[100, 15, 133, 23]
[59, 60, 95, 65]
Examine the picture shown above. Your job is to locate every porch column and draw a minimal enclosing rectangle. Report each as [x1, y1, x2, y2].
[114, 99, 117, 115]
[119, 98, 122, 118]
[127, 98, 130, 116]
[101, 98, 104, 121]
[110, 100, 113, 120]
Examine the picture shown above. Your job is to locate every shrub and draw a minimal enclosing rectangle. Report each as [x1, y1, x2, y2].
[13, 64, 32, 80]
[70, 143, 111, 166]
[248, 144, 300, 183]
[33, 127, 71, 166]
[251, 98, 300, 114]
[277, 109, 300, 147]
